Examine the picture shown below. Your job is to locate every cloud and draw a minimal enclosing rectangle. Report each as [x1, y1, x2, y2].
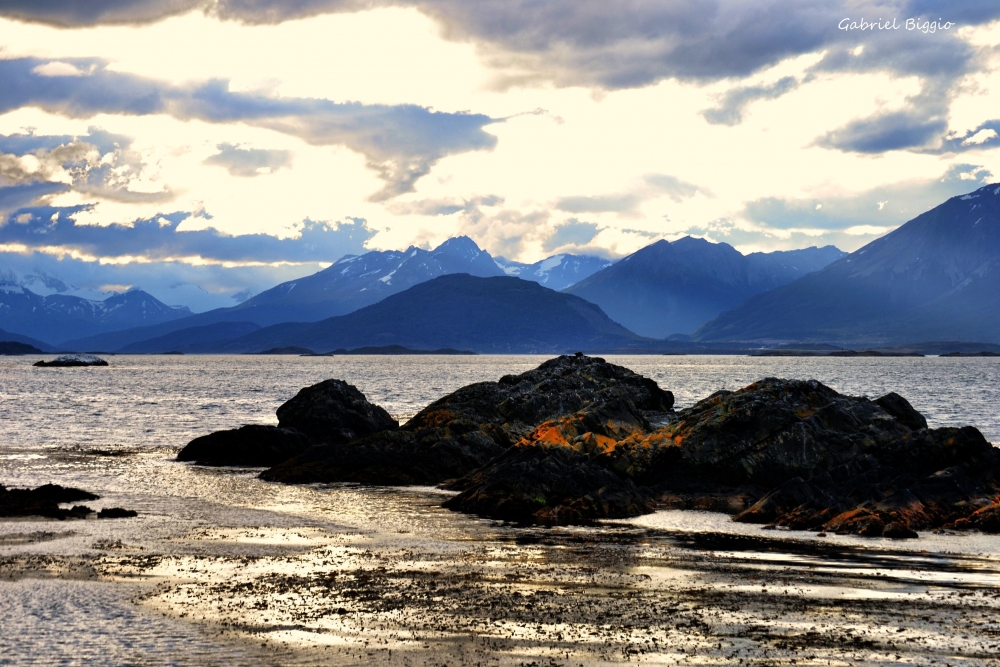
[555, 193, 641, 215]
[555, 173, 706, 214]
[0, 182, 70, 214]
[741, 163, 994, 231]
[9, 2, 1000, 88]
[204, 143, 292, 176]
[386, 194, 503, 217]
[0, 206, 376, 263]
[0, 0, 207, 27]
[702, 76, 799, 126]
[0, 128, 174, 213]
[816, 110, 949, 153]
[0, 247, 319, 312]
[541, 219, 600, 252]
[0, 57, 498, 198]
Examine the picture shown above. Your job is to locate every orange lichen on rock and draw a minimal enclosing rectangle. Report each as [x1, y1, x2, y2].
[417, 409, 456, 428]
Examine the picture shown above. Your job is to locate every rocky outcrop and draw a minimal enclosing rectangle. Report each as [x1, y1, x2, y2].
[178, 379, 397, 467]
[33, 354, 108, 367]
[443, 376, 1000, 537]
[260, 353, 674, 485]
[0, 483, 99, 519]
[177, 425, 313, 467]
[275, 379, 398, 442]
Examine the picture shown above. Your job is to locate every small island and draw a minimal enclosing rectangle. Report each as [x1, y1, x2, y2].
[33, 354, 109, 367]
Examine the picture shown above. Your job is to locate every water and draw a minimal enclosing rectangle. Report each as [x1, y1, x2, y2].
[3, 353, 1000, 665]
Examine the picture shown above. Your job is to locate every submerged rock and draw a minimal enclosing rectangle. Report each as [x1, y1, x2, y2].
[261, 353, 673, 485]
[178, 379, 397, 467]
[33, 354, 108, 367]
[0, 483, 100, 520]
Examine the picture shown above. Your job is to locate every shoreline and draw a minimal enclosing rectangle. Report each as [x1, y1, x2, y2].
[6, 487, 1000, 666]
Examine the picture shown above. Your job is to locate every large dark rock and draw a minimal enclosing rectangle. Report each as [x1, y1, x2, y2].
[442, 377, 1000, 535]
[0, 483, 100, 519]
[177, 425, 313, 467]
[178, 379, 397, 467]
[276, 379, 398, 441]
[261, 353, 674, 485]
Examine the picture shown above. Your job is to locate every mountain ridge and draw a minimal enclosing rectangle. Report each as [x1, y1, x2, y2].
[564, 238, 846, 337]
[695, 183, 1000, 344]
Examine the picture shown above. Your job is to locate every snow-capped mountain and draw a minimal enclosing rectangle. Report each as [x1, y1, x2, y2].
[61, 236, 509, 351]
[0, 270, 192, 345]
[493, 254, 614, 291]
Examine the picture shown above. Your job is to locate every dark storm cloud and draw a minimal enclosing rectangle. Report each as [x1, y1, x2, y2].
[0, 58, 498, 199]
[204, 143, 292, 177]
[0, 207, 375, 263]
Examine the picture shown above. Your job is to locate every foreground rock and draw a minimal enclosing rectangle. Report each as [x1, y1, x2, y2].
[178, 379, 397, 466]
[0, 483, 99, 519]
[261, 353, 674, 485]
[445, 377, 1000, 535]
[178, 425, 313, 467]
[33, 354, 108, 367]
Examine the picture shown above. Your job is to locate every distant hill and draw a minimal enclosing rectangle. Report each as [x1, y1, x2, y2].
[695, 183, 1000, 344]
[0, 340, 44, 355]
[564, 237, 845, 337]
[60, 236, 507, 350]
[494, 254, 614, 290]
[116, 322, 262, 354]
[0, 280, 191, 345]
[0, 327, 53, 351]
[187, 274, 653, 354]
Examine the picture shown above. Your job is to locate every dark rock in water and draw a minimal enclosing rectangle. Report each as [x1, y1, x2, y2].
[0, 483, 100, 519]
[33, 354, 108, 367]
[177, 425, 313, 467]
[179, 379, 396, 467]
[443, 376, 1000, 535]
[98, 507, 138, 519]
[940, 351, 1000, 357]
[276, 379, 399, 441]
[261, 354, 674, 485]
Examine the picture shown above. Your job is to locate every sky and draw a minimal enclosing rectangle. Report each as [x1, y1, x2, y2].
[1, 1, 1000, 311]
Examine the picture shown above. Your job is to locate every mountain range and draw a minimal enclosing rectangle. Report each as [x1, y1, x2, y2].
[57, 238, 612, 350]
[0, 276, 191, 344]
[565, 238, 846, 337]
[695, 183, 1000, 344]
[135, 274, 650, 354]
[494, 254, 614, 291]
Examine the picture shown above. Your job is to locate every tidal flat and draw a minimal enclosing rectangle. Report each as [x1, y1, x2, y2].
[3, 354, 1000, 665]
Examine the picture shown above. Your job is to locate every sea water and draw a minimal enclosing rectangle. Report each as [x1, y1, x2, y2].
[2, 354, 1000, 665]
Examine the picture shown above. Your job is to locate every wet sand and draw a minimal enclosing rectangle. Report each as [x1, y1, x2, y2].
[5, 484, 1000, 666]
